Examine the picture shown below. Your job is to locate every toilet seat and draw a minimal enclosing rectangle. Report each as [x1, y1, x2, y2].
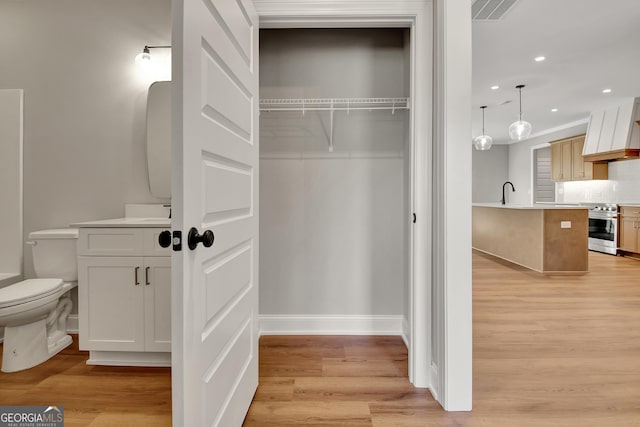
[0, 279, 64, 309]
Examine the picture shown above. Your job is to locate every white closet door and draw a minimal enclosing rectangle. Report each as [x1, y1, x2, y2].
[172, 0, 260, 425]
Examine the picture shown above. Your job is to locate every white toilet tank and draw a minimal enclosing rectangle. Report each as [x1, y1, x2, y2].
[28, 228, 79, 282]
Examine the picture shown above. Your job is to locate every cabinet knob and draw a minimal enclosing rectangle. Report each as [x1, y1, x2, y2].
[158, 230, 172, 248]
[187, 227, 215, 250]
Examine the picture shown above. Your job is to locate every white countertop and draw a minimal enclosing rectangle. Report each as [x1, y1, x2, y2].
[473, 203, 588, 210]
[71, 217, 171, 228]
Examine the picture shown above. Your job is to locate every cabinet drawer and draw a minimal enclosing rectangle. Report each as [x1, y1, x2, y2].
[620, 206, 640, 217]
[143, 229, 171, 256]
[79, 228, 144, 256]
[78, 228, 171, 256]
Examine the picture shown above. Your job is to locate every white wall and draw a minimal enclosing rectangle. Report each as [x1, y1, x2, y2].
[0, 90, 23, 284]
[472, 144, 509, 203]
[260, 158, 404, 315]
[507, 123, 588, 204]
[0, 0, 172, 278]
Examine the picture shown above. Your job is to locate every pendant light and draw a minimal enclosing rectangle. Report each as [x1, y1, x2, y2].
[508, 84, 532, 141]
[473, 105, 493, 150]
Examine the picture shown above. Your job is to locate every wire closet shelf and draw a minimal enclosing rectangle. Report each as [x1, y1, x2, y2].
[259, 97, 410, 153]
[259, 97, 410, 113]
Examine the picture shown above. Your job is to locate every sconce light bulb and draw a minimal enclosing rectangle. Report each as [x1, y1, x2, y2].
[135, 51, 152, 65]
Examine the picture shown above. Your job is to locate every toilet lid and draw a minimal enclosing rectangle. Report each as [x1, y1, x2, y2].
[0, 279, 64, 308]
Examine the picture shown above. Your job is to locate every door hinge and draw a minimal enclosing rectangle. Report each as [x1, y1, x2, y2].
[172, 230, 182, 252]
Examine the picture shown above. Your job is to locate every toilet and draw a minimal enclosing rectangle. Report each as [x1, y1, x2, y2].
[0, 228, 78, 372]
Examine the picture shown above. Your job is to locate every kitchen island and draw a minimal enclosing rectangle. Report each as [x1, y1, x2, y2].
[472, 203, 589, 274]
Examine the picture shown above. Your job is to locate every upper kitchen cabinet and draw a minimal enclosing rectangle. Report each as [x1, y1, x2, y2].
[551, 138, 572, 181]
[583, 98, 640, 162]
[551, 135, 608, 182]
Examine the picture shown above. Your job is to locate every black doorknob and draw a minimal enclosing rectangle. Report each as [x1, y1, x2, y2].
[187, 227, 214, 250]
[158, 230, 172, 248]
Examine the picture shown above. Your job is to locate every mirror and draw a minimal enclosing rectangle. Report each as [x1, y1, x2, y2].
[146, 81, 171, 199]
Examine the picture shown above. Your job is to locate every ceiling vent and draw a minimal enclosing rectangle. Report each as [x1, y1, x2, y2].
[472, 0, 519, 21]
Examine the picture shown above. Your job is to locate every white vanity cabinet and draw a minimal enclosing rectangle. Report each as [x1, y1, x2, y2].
[77, 226, 171, 366]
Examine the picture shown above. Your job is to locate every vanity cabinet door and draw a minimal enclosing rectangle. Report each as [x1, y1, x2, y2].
[78, 256, 145, 352]
[143, 257, 172, 352]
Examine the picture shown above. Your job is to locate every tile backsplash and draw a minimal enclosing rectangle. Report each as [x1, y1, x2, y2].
[557, 158, 640, 204]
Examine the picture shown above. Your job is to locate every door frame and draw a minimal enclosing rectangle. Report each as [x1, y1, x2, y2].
[254, 0, 433, 394]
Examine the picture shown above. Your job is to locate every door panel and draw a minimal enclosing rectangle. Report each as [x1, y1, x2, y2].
[551, 142, 563, 181]
[561, 140, 572, 180]
[173, 0, 259, 425]
[144, 257, 172, 352]
[202, 154, 253, 222]
[572, 137, 584, 179]
[78, 257, 144, 352]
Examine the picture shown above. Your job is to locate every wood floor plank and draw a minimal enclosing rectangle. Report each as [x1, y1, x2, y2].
[244, 401, 373, 426]
[293, 377, 416, 401]
[321, 357, 407, 377]
[87, 411, 171, 426]
[252, 378, 295, 402]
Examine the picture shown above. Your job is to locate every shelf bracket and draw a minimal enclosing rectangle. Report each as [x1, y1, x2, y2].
[329, 102, 334, 153]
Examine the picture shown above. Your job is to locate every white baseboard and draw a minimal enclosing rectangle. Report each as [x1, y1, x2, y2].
[259, 314, 403, 336]
[67, 314, 79, 334]
[430, 362, 440, 402]
[87, 350, 170, 367]
[401, 316, 410, 348]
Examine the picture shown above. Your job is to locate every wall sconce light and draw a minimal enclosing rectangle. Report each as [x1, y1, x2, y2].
[134, 45, 172, 65]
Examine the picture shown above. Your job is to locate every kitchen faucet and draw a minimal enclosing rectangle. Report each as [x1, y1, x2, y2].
[501, 181, 515, 205]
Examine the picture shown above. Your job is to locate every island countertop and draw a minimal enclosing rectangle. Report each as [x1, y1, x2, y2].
[473, 205, 588, 274]
[472, 203, 588, 210]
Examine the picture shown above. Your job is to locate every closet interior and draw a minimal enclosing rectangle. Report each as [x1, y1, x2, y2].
[258, 28, 412, 332]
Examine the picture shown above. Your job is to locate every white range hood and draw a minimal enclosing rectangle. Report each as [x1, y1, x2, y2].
[583, 97, 640, 162]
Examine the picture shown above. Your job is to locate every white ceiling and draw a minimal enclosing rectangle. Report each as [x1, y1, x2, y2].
[472, 0, 640, 145]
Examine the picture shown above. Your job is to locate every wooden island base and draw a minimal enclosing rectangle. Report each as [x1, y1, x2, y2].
[473, 205, 589, 274]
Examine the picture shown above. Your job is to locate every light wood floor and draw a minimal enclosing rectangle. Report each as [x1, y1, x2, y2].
[1, 251, 639, 426]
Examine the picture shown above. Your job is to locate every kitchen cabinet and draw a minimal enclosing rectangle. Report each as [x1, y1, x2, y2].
[619, 206, 640, 254]
[551, 135, 608, 182]
[551, 139, 572, 181]
[78, 227, 171, 366]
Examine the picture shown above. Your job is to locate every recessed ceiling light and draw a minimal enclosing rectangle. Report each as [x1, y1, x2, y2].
[534, 56, 546, 62]
[551, 108, 558, 112]
[602, 89, 612, 94]
[491, 85, 499, 90]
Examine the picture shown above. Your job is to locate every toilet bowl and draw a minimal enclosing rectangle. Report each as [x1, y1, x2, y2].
[0, 228, 78, 372]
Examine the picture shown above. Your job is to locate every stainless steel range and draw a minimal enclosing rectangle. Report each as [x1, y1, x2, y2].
[582, 203, 618, 255]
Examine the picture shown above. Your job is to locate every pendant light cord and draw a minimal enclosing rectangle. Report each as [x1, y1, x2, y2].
[516, 84, 525, 121]
[481, 105, 487, 135]
[519, 87, 522, 120]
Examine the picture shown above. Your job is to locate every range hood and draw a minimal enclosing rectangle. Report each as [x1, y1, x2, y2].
[582, 97, 640, 162]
